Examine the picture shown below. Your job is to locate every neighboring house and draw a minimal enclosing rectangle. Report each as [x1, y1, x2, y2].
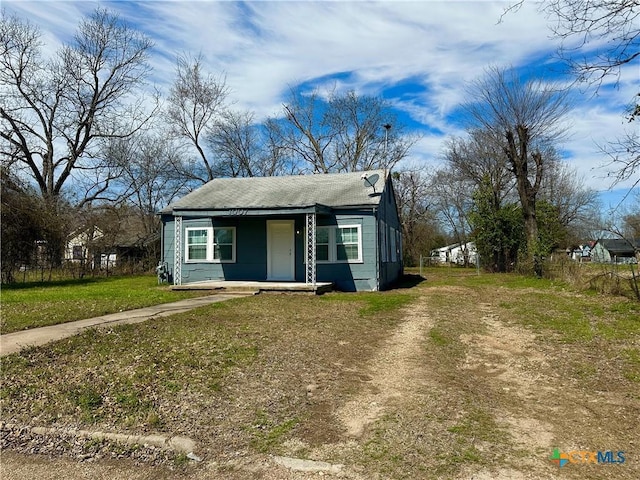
[570, 243, 593, 261]
[450, 242, 477, 265]
[430, 245, 451, 264]
[159, 170, 403, 291]
[430, 242, 477, 265]
[591, 238, 640, 264]
[65, 226, 104, 267]
[66, 220, 159, 269]
[109, 229, 160, 267]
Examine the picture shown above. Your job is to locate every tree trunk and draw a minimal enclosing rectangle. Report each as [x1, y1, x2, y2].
[505, 126, 543, 276]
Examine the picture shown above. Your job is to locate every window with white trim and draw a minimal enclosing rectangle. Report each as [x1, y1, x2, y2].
[186, 228, 211, 261]
[185, 226, 236, 262]
[315, 225, 362, 263]
[337, 226, 360, 261]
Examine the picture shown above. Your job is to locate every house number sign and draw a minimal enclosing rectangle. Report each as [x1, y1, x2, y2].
[228, 209, 248, 216]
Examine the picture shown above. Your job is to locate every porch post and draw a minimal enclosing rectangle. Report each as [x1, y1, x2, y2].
[174, 216, 182, 286]
[305, 212, 316, 287]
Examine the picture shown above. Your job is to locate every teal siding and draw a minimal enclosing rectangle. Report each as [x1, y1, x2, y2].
[377, 176, 403, 289]
[162, 212, 380, 291]
[180, 217, 267, 283]
[316, 212, 378, 291]
[160, 173, 403, 291]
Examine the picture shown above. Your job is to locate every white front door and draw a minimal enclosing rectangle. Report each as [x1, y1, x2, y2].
[267, 220, 295, 281]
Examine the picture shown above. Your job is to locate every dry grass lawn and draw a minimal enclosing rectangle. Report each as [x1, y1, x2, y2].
[1, 270, 638, 479]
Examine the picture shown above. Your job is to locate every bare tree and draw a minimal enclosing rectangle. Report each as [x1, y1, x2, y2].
[623, 212, 640, 239]
[262, 118, 299, 176]
[208, 109, 259, 177]
[619, 190, 640, 239]
[463, 66, 571, 274]
[105, 132, 190, 232]
[207, 109, 290, 178]
[166, 53, 230, 183]
[505, 0, 640, 187]
[539, 159, 599, 230]
[269, 88, 336, 173]
[602, 192, 640, 239]
[393, 169, 442, 265]
[443, 129, 515, 208]
[429, 167, 475, 263]
[327, 90, 413, 172]
[0, 8, 155, 207]
[543, 0, 639, 86]
[545, 0, 640, 188]
[601, 128, 640, 188]
[268, 88, 415, 173]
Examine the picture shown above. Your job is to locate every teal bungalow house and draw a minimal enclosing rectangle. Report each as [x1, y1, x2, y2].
[159, 170, 403, 291]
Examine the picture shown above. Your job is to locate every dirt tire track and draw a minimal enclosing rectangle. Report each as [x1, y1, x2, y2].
[335, 297, 434, 439]
[4, 281, 638, 480]
[458, 302, 556, 479]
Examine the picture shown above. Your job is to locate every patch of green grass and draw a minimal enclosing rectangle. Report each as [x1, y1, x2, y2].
[570, 362, 598, 380]
[321, 291, 414, 317]
[447, 408, 507, 444]
[360, 400, 508, 480]
[358, 411, 430, 478]
[0, 300, 260, 429]
[621, 348, 640, 383]
[502, 292, 596, 342]
[437, 445, 484, 469]
[596, 316, 640, 340]
[592, 301, 640, 341]
[173, 452, 190, 467]
[68, 385, 104, 423]
[249, 409, 299, 453]
[426, 324, 469, 363]
[0, 275, 205, 333]
[417, 269, 569, 294]
[608, 300, 640, 315]
[427, 406, 509, 478]
[428, 327, 451, 347]
[530, 311, 594, 343]
[491, 275, 640, 345]
[357, 293, 414, 316]
[426, 312, 477, 361]
[362, 435, 390, 461]
[503, 291, 640, 344]
[465, 274, 561, 290]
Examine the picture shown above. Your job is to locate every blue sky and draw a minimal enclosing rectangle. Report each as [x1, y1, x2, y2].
[4, 1, 638, 211]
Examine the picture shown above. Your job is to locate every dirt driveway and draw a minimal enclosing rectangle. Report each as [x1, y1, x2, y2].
[2, 279, 638, 479]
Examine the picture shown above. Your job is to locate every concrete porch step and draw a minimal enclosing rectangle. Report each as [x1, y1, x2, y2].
[171, 281, 333, 295]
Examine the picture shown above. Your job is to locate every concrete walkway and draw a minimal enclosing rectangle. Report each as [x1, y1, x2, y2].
[1, 294, 248, 357]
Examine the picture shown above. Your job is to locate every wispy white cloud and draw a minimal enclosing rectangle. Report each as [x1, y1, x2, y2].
[3, 0, 636, 197]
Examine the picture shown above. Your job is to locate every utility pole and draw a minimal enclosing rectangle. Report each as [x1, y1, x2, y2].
[383, 123, 392, 161]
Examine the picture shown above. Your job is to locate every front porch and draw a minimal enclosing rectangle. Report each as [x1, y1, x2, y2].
[171, 280, 334, 295]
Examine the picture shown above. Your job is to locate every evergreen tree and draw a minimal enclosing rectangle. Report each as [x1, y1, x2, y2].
[469, 177, 524, 272]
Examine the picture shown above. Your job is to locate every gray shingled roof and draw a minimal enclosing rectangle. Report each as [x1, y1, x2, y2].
[597, 238, 640, 254]
[164, 170, 388, 213]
